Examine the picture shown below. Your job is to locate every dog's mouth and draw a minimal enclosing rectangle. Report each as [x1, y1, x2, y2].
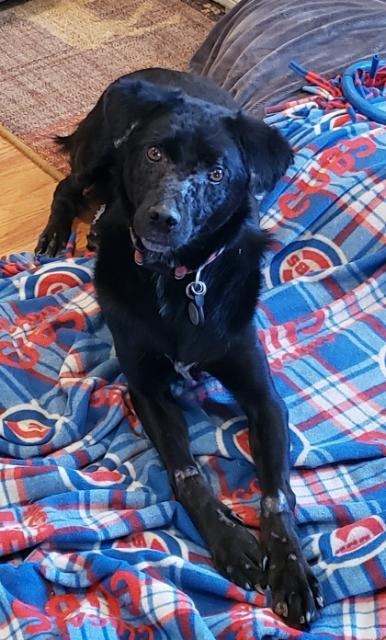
[130, 228, 170, 253]
[140, 236, 169, 253]
[130, 227, 176, 269]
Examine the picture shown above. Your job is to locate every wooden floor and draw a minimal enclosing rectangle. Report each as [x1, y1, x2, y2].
[0, 135, 88, 256]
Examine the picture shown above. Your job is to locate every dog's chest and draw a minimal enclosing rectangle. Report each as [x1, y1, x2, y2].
[154, 273, 230, 365]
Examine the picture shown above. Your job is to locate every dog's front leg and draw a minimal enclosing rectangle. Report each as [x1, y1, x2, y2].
[207, 331, 323, 629]
[130, 385, 263, 590]
[35, 174, 89, 256]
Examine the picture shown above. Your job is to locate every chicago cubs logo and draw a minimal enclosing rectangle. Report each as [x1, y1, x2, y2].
[216, 416, 254, 463]
[267, 235, 346, 287]
[17, 262, 93, 300]
[128, 532, 170, 553]
[81, 469, 126, 487]
[0, 403, 66, 444]
[233, 428, 253, 463]
[5, 419, 52, 443]
[331, 517, 385, 557]
[124, 530, 190, 560]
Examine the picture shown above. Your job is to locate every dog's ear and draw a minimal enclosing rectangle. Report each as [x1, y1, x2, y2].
[103, 77, 183, 148]
[227, 112, 293, 193]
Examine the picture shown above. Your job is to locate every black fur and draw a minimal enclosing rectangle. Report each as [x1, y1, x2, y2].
[36, 68, 322, 629]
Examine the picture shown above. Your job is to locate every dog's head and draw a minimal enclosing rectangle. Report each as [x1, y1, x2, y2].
[104, 76, 293, 269]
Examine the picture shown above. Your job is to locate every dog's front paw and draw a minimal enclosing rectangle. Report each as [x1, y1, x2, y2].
[86, 226, 100, 252]
[35, 221, 71, 256]
[261, 515, 323, 629]
[210, 510, 264, 591]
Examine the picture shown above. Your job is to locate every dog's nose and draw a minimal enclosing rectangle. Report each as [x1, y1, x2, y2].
[149, 205, 181, 231]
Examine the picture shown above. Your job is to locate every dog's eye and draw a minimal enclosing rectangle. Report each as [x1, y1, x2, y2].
[208, 167, 224, 183]
[147, 146, 162, 162]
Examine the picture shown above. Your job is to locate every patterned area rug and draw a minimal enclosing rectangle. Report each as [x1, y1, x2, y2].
[0, 0, 213, 173]
[181, 0, 225, 18]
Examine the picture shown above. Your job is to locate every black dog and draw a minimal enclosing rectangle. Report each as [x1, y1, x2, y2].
[36, 68, 323, 629]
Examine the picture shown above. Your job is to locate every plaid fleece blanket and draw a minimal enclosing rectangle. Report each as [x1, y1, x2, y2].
[0, 70, 385, 639]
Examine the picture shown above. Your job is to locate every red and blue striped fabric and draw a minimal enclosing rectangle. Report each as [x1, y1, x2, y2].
[0, 65, 385, 639]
